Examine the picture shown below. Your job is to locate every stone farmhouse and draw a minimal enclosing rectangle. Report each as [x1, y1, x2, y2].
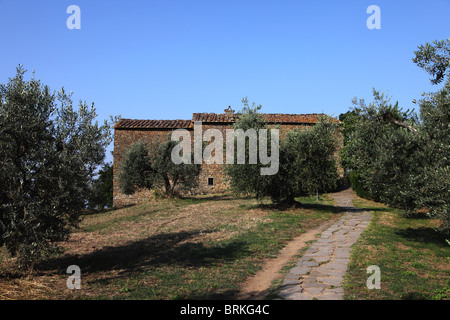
[113, 107, 340, 207]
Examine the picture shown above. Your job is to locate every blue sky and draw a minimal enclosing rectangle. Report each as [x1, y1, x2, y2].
[1, 0, 449, 161]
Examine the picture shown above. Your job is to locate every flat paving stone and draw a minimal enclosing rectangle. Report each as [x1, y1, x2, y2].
[283, 279, 302, 286]
[278, 189, 372, 300]
[323, 287, 344, 295]
[316, 238, 333, 243]
[289, 266, 311, 275]
[278, 284, 301, 296]
[315, 294, 343, 300]
[334, 249, 351, 258]
[303, 283, 331, 291]
[285, 273, 302, 280]
[308, 270, 329, 278]
[303, 287, 324, 296]
[279, 291, 313, 300]
[308, 250, 333, 257]
[315, 266, 337, 275]
[333, 258, 350, 265]
[325, 262, 348, 271]
[297, 260, 319, 267]
[313, 256, 331, 263]
[317, 277, 342, 286]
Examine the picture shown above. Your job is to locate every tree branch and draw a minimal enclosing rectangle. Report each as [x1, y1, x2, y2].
[384, 113, 419, 135]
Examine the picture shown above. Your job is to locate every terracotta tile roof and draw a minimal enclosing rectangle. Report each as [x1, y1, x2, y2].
[192, 113, 234, 123]
[265, 113, 325, 124]
[114, 119, 192, 129]
[193, 112, 326, 124]
[114, 113, 335, 129]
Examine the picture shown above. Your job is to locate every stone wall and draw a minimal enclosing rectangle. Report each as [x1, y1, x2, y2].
[113, 128, 172, 207]
[112, 122, 336, 207]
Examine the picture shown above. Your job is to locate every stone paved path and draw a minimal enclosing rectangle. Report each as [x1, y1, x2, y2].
[278, 188, 371, 300]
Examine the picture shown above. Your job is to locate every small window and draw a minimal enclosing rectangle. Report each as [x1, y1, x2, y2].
[208, 177, 214, 186]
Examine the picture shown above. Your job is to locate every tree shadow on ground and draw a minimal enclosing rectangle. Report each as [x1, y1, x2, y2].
[186, 289, 241, 300]
[178, 193, 238, 203]
[296, 202, 343, 214]
[34, 230, 249, 278]
[332, 205, 387, 213]
[257, 201, 360, 214]
[404, 211, 432, 220]
[81, 204, 137, 216]
[396, 227, 448, 246]
[400, 292, 428, 300]
[342, 205, 388, 213]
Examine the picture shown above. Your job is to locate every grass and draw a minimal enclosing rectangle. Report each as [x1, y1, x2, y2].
[0, 193, 339, 300]
[343, 196, 450, 300]
[3, 191, 449, 300]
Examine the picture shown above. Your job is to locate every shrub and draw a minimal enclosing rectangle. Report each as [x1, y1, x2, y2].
[118, 138, 200, 197]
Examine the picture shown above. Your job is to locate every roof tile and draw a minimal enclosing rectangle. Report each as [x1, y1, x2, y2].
[114, 119, 192, 129]
[114, 112, 335, 129]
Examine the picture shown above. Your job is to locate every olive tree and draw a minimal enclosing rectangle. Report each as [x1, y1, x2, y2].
[118, 138, 201, 197]
[225, 98, 339, 205]
[0, 66, 117, 266]
[340, 39, 450, 233]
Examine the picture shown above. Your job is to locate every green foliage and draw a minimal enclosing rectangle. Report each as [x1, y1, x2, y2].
[118, 138, 201, 197]
[224, 97, 270, 200]
[225, 98, 339, 205]
[348, 171, 370, 199]
[338, 108, 361, 148]
[413, 39, 450, 86]
[416, 86, 450, 232]
[150, 138, 201, 196]
[88, 162, 114, 210]
[118, 141, 154, 195]
[340, 38, 450, 234]
[341, 91, 422, 206]
[341, 90, 428, 206]
[0, 66, 116, 266]
[338, 109, 362, 188]
[265, 118, 339, 204]
[412, 40, 450, 232]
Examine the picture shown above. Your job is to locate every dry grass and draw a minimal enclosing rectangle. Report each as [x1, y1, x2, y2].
[62, 196, 271, 259]
[0, 196, 286, 300]
[3, 193, 333, 299]
[0, 277, 56, 300]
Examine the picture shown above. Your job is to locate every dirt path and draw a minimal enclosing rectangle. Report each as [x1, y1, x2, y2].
[236, 189, 370, 300]
[236, 222, 333, 300]
[234, 219, 338, 300]
[277, 188, 371, 300]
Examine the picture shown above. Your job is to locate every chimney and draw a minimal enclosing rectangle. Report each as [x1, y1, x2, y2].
[224, 106, 235, 119]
